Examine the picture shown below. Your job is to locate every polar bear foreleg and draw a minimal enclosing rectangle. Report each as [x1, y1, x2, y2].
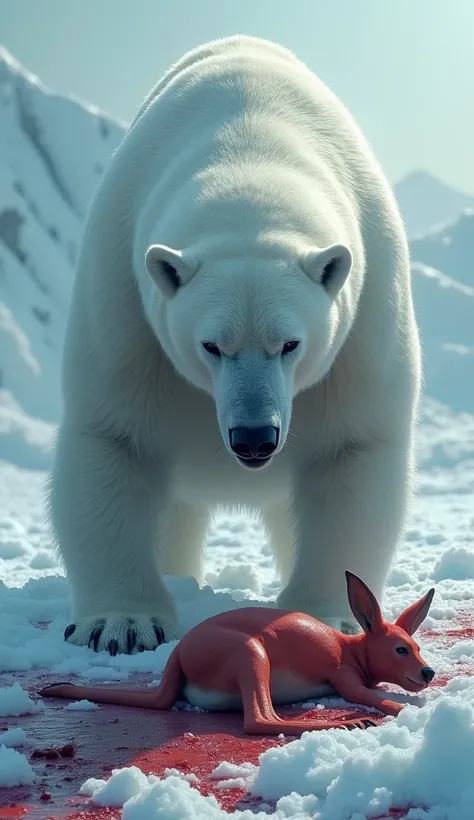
[277, 441, 413, 631]
[158, 500, 209, 582]
[48, 422, 178, 653]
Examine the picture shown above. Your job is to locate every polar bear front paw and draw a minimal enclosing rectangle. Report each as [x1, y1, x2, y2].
[63, 613, 178, 655]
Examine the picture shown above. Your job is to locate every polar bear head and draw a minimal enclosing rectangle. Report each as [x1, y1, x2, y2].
[144, 243, 353, 470]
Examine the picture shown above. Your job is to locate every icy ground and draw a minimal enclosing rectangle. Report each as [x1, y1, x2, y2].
[1, 432, 474, 818]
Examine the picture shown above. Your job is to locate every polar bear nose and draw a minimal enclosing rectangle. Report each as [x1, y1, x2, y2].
[229, 426, 280, 460]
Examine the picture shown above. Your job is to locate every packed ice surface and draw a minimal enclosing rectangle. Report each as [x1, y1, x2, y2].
[1, 45, 474, 819]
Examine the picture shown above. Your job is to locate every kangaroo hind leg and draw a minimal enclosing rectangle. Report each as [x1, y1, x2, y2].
[237, 641, 376, 736]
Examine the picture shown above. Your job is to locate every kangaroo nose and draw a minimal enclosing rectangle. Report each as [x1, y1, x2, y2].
[229, 426, 279, 459]
[421, 667, 435, 684]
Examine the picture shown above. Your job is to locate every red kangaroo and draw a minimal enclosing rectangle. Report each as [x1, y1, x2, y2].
[40, 571, 435, 736]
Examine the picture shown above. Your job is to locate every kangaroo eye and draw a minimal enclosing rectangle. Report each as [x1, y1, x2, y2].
[396, 646, 409, 656]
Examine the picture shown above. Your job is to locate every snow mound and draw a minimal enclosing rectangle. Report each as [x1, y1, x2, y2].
[0, 744, 36, 788]
[0, 681, 42, 717]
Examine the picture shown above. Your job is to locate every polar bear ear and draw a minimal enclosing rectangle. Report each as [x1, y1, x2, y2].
[145, 244, 198, 299]
[301, 244, 352, 295]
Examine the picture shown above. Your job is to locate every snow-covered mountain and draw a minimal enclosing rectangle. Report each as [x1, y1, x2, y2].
[411, 255, 474, 416]
[394, 169, 474, 239]
[410, 209, 474, 288]
[0, 48, 125, 467]
[1, 48, 473, 471]
[0, 47, 124, 415]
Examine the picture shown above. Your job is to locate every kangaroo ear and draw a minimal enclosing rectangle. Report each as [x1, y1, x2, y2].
[145, 244, 199, 299]
[395, 588, 435, 636]
[345, 571, 384, 634]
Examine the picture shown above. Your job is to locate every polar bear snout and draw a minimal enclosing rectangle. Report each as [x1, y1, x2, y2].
[229, 425, 279, 469]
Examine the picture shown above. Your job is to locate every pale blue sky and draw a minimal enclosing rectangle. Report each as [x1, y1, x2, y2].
[2, 0, 474, 191]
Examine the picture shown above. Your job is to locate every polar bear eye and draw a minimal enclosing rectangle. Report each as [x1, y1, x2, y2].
[282, 341, 300, 355]
[202, 342, 221, 358]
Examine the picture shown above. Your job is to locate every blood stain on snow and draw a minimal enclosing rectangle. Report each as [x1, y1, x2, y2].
[423, 615, 474, 643]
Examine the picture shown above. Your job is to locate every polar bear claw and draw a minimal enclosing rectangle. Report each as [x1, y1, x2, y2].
[63, 614, 177, 654]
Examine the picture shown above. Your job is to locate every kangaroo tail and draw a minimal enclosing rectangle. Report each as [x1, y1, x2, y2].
[39, 646, 184, 710]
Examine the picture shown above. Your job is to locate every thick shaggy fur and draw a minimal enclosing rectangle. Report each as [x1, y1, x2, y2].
[49, 35, 420, 652]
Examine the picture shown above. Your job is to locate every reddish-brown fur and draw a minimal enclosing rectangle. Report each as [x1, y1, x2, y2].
[39, 571, 435, 736]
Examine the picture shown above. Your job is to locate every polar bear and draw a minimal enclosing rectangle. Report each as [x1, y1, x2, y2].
[49, 35, 420, 654]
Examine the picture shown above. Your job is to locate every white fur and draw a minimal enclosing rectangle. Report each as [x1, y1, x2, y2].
[49, 35, 420, 651]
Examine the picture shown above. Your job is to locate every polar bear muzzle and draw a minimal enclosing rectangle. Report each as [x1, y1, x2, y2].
[229, 425, 280, 470]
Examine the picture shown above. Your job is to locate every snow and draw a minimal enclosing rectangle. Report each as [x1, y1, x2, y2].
[0, 682, 42, 717]
[0, 745, 36, 788]
[64, 699, 100, 711]
[115, 775, 225, 820]
[0, 46, 473, 820]
[432, 547, 474, 582]
[54, 695, 474, 818]
[0, 397, 472, 816]
[0, 727, 26, 747]
[80, 765, 153, 807]
[252, 700, 474, 816]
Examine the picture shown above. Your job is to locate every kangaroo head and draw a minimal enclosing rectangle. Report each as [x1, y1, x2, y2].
[345, 570, 436, 692]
